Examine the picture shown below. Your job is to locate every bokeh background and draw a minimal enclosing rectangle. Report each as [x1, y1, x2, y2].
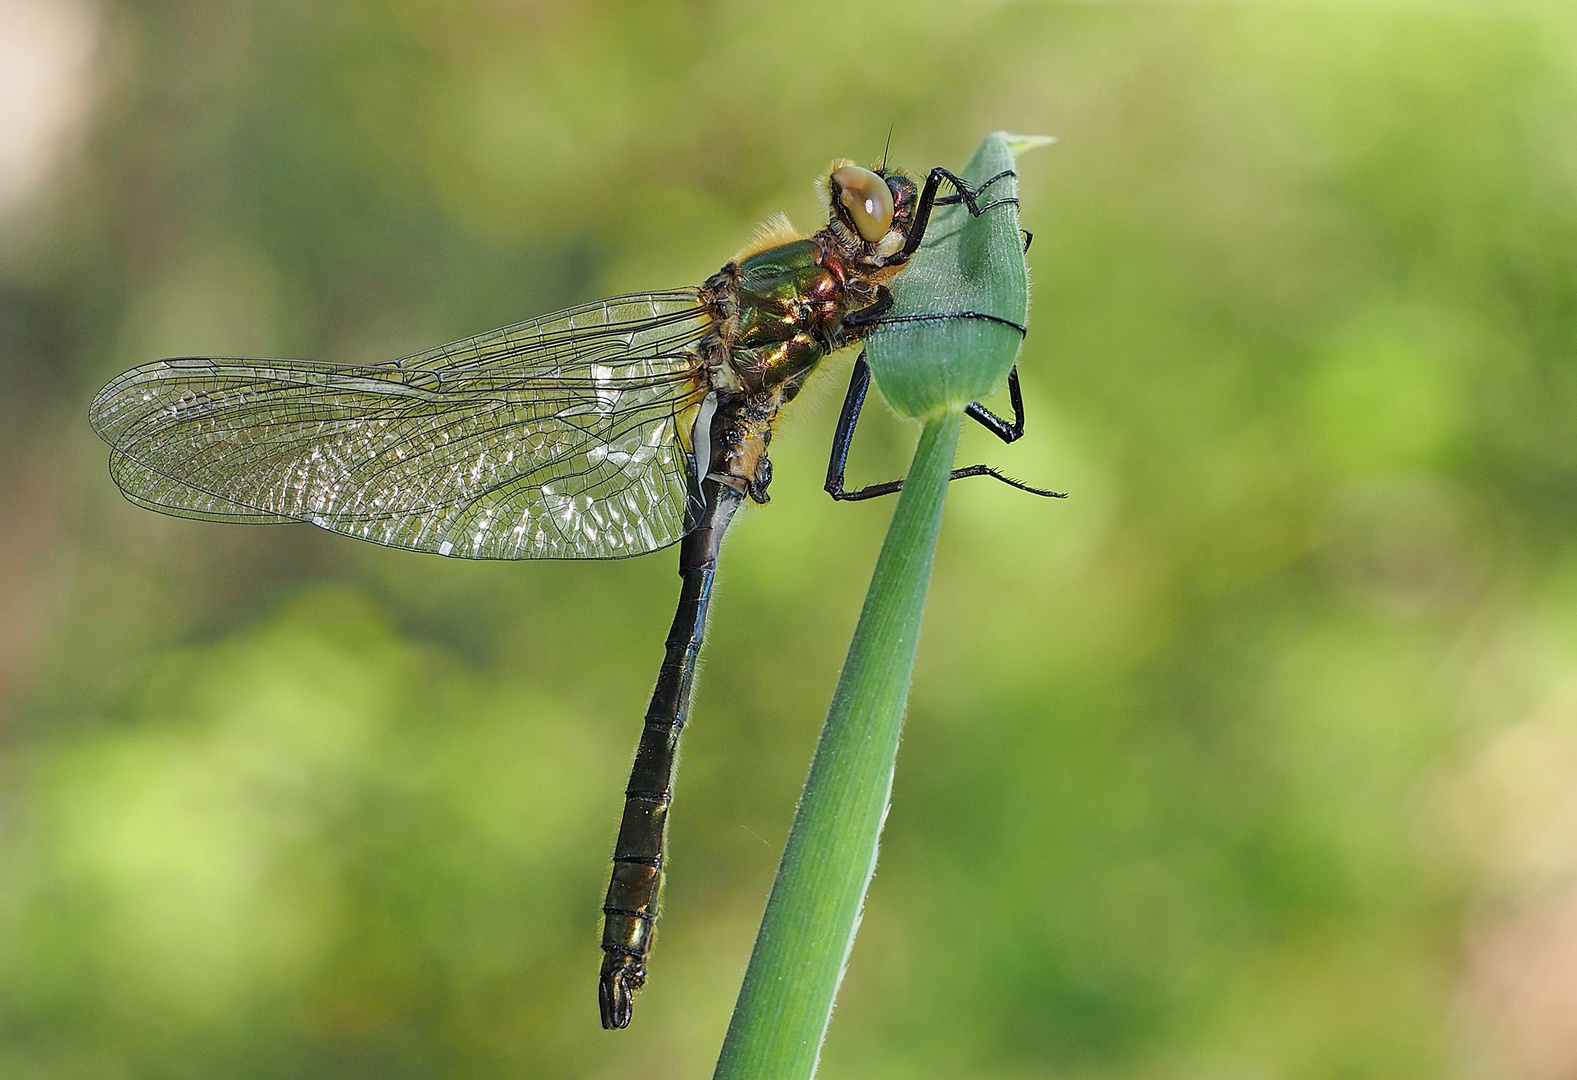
[4, 1, 1577, 1076]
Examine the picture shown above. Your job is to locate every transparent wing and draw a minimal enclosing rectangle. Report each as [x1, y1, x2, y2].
[89, 290, 715, 560]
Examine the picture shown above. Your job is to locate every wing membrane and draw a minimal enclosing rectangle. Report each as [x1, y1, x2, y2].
[90, 291, 714, 560]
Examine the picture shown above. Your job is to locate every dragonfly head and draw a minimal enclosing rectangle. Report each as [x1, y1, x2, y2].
[825, 161, 918, 268]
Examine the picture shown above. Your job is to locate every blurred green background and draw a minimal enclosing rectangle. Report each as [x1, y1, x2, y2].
[4, 1, 1577, 1076]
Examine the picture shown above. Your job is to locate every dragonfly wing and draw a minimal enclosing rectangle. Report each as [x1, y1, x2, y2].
[90, 291, 715, 560]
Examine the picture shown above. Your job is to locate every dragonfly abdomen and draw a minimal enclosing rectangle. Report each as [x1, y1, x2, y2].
[599, 478, 742, 1029]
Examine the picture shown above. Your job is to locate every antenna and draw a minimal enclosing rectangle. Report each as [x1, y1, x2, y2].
[881, 125, 894, 171]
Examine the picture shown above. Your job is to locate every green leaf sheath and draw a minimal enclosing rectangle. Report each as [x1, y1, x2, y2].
[712, 410, 962, 1080]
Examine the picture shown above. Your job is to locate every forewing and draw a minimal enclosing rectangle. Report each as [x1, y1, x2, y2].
[90, 291, 714, 560]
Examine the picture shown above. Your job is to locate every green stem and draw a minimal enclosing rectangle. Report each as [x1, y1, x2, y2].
[713, 409, 964, 1080]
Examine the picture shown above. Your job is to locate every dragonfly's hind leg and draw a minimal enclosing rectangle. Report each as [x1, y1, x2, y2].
[824, 354, 1066, 502]
[965, 365, 1028, 444]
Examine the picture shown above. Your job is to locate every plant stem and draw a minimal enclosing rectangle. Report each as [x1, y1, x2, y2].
[713, 409, 963, 1080]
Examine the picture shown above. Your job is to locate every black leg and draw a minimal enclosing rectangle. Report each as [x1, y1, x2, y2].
[932, 167, 1020, 214]
[824, 352, 874, 497]
[870, 310, 1026, 336]
[838, 287, 894, 335]
[900, 167, 1020, 262]
[965, 365, 1026, 445]
[825, 355, 1066, 503]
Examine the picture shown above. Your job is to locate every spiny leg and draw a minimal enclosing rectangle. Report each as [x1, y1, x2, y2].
[965, 365, 1027, 444]
[824, 352, 875, 497]
[900, 166, 1021, 261]
[837, 287, 893, 336]
[824, 354, 1066, 503]
[933, 167, 1020, 213]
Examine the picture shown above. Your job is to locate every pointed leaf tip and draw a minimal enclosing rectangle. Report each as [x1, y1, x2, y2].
[998, 133, 1057, 158]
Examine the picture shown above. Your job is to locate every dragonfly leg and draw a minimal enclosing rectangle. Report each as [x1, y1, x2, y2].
[825, 354, 1067, 502]
[899, 166, 1020, 261]
[932, 167, 1020, 214]
[838, 287, 894, 335]
[964, 365, 1027, 445]
[825, 353, 897, 501]
[600, 478, 743, 1029]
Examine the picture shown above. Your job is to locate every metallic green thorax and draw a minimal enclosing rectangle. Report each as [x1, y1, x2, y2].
[697, 234, 887, 503]
[730, 239, 862, 400]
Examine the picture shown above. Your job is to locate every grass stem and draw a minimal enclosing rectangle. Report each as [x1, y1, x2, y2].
[712, 410, 963, 1080]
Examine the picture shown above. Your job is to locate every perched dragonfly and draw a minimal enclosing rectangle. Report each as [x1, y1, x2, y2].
[89, 155, 1059, 1029]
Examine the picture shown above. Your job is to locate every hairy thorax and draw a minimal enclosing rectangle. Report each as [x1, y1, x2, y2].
[694, 223, 901, 502]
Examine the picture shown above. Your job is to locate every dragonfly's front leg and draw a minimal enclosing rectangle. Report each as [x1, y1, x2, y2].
[599, 478, 742, 1029]
[898, 166, 1020, 262]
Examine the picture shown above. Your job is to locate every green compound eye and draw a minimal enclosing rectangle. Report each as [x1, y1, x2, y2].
[832, 165, 895, 243]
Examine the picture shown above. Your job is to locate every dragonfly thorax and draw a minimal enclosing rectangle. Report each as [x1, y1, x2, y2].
[692, 161, 922, 503]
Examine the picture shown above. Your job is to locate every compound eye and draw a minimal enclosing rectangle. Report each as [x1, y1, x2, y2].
[832, 165, 895, 244]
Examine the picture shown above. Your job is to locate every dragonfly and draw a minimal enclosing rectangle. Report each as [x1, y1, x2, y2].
[89, 154, 1060, 1030]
